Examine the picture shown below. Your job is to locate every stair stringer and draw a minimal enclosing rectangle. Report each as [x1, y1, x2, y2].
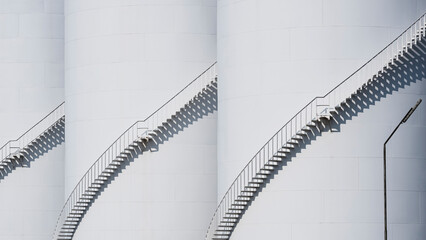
[205, 13, 426, 240]
[52, 63, 217, 240]
[230, 46, 426, 239]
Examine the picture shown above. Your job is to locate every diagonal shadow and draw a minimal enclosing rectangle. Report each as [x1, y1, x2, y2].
[0, 119, 65, 182]
[226, 39, 426, 236]
[67, 82, 218, 236]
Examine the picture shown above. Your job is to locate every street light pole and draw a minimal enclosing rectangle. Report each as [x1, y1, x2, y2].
[383, 99, 422, 240]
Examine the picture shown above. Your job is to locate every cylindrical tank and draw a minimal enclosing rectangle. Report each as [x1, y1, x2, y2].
[0, 0, 65, 239]
[217, 0, 426, 239]
[0, 0, 64, 146]
[64, 0, 217, 239]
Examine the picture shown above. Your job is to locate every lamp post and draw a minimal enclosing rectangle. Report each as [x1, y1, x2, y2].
[383, 99, 422, 240]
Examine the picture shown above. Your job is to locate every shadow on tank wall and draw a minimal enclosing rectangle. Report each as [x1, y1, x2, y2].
[224, 39, 426, 238]
[67, 81, 217, 234]
[0, 120, 65, 181]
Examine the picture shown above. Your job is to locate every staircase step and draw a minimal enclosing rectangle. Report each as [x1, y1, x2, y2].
[106, 165, 119, 169]
[241, 189, 257, 193]
[68, 213, 82, 217]
[296, 131, 308, 136]
[231, 202, 248, 206]
[221, 218, 238, 222]
[114, 157, 126, 162]
[278, 148, 291, 153]
[269, 158, 282, 163]
[61, 225, 77, 229]
[291, 135, 303, 140]
[306, 122, 316, 127]
[234, 199, 250, 204]
[70, 210, 84, 214]
[264, 162, 279, 167]
[65, 219, 79, 223]
[226, 209, 243, 214]
[282, 144, 295, 149]
[63, 223, 78, 226]
[71, 207, 86, 211]
[301, 126, 312, 131]
[128, 142, 139, 147]
[82, 191, 96, 195]
[248, 179, 264, 184]
[252, 175, 268, 180]
[259, 169, 273, 174]
[273, 153, 286, 159]
[218, 223, 236, 227]
[80, 195, 94, 200]
[236, 196, 251, 201]
[123, 147, 135, 152]
[75, 203, 89, 207]
[214, 233, 231, 236]
[58, 235, 73, 238]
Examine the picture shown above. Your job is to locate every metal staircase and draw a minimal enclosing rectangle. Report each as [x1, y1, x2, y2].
[52, 63, 217, 240]
[0, 103, 65, 176]
[205, 13, 426, 240]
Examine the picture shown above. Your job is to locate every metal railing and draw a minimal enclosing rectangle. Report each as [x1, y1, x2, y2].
[52, 62, 217, 239]
[205, 13, 426, 240]
[0, 102, 65, 165]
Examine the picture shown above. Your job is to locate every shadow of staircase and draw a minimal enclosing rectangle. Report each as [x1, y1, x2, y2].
[221, 39, 426, 239]
[0, 118, 65, 181]
[60, 81, 218, 239]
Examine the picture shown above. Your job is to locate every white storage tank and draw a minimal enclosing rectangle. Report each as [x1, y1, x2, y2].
[0, 0, 65, 239]
[217, 0, 426, 239]
[64, 0, 217, 239]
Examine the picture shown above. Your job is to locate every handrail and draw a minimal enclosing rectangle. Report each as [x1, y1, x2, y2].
[205, 12, 426, 240]
[52, 62, 217, 239]
[0, 102, 65, 163]
[143, 62, 217, 121]
[324, 13, 426, 97]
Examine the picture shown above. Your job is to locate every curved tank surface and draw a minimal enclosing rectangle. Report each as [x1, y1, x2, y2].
[0, 0, 65, 239]
[64, 0, 217, 239]
[217, 0, 426, 239]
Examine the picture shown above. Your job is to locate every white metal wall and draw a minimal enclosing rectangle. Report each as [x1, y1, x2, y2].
[0, 0, 65, 239]
[73, 111, 217, 240]
[231, 76, 426, 240]
[217, 0, 426, 239]
[0, 143, 65, 240]
[64, 0, 217, 196]
[64, 0, 217, 238]
[0, 0, 64, 146]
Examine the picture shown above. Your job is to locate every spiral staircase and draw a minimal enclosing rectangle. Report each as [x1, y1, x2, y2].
[2, 11, 423, 240]
[205, 13, 426, 240]
[52, 63, 217, 239]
